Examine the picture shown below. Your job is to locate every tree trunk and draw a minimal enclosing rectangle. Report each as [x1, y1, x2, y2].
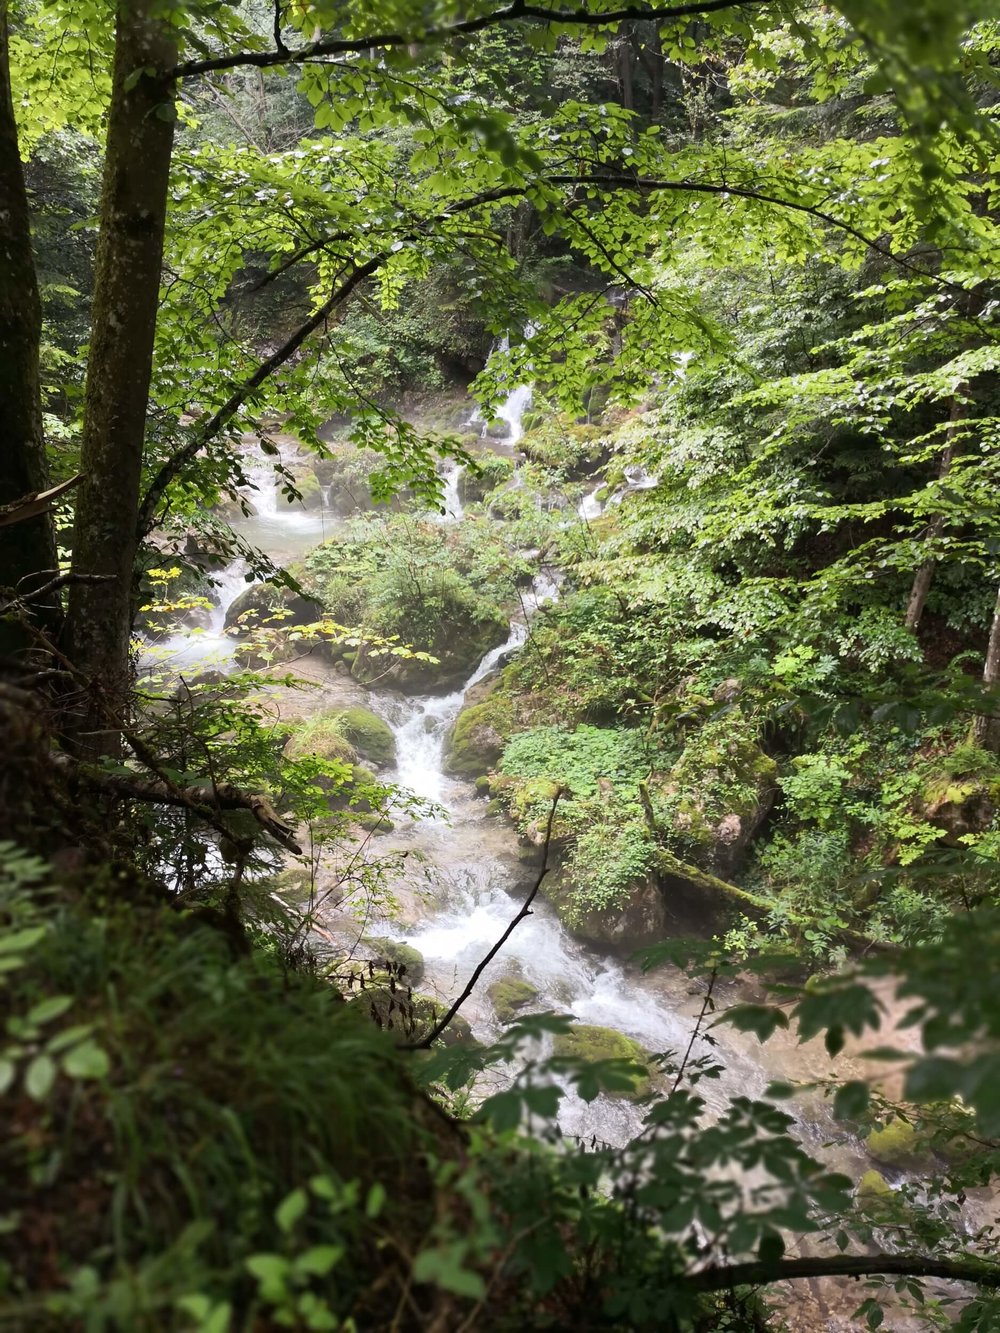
[0, 0, 60, 644]
[905, 394, 967, 632]
[64, 0, 177, 753]
[975, 582, 1000, 752]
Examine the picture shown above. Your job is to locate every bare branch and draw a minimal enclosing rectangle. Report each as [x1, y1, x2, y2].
[0, 472, 82, 527]
[402, 792, 562, 1050]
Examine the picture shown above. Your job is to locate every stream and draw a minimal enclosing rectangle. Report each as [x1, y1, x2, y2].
[146, 361, 982, 1331]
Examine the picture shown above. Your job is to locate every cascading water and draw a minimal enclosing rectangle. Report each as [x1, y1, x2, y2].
[577, 485, 603, 521]
[150, 396, 945, 1331]
[466, 325, 536, 448]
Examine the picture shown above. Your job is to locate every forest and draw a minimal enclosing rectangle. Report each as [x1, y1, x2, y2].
[4, 0, 1000, 1328]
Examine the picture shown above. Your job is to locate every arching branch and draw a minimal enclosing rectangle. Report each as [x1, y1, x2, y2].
[172, 1, 774, 80]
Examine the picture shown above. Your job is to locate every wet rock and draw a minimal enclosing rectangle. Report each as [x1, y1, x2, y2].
[542, 865, 667, 953]
[224, 582, 323, 634]
[865, 1117, 926, 1170]
[331, 706, 397, 768]
[857, 1169, 893, 1199]
[364, 937, 426, 986]
[551, 1023, 652, 1099]
[443, 687, 514, 780]
[487, 975, 539, 1023]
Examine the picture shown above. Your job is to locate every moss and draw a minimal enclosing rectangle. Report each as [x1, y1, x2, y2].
[411, 995, 476, 1047]
[443, 694, 514, 780]
[285, 468, 323, 510]
[551, 1024, 651, 1099]
[857, 1169, 893, 1199]
[487, 976, 539, 1024]
[866, 1118, 925, 1169]
[459, 453, 515, 504]
[332, 707, 397, 768]
[365, 937, 425, 986]
[283, 718, 358, 766]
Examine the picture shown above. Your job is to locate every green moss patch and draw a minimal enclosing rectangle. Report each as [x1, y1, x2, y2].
[551, 1024, 651, 1099]
[333, 707, 397, 768]
[365, 937, 425, 986]
[487, 976, 539, 1024]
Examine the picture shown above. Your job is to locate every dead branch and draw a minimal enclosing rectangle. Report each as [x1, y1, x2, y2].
[0, 473, 81, 527]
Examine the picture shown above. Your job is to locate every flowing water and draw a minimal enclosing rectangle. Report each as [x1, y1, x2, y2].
[150, 380, 982, 1330]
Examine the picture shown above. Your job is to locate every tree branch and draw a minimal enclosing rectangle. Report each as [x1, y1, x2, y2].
[401, 792, 562, 1049]
[136, 255, 382, 536]
[55, 756, 303, 854]
[682, 1252, 1000, 1294]
[172, 1, 771, 79]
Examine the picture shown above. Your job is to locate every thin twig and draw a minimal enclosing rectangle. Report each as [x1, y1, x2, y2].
[401, 792, 562, 1049]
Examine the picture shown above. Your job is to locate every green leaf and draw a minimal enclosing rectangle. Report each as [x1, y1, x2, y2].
[365, 1182, 386, 1219]
[295, 1245, 343, 1277]
[61, 1040, 110, 1080]
[833, 1081, 870, 1121]
[719, 1004, 789, 1041]
[246, 1253, 291, 1286]
[25, 1053, 56, 1100]
[27, 995, 72, 1026]
[0, 927, 45, 956]
[275, 1187, 308, 1233]
[412, 1245, 486, 1300]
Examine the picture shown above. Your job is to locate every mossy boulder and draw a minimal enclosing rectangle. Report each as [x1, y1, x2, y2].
[519, 418, 611, 480]
[656, 712, 777, 879]
[331, 707, 396, 768]
[540, 865, 667, 953]
[411, 995, 475, 1047]
[459, 453, 516, 504]
[283, 717, 358, 766]
[283, 468, 323, 510]
[364, 937, 425, 986]
[224, 582, 322, 634]
[487, 976, 539, 1024]
[857, 1169, 893, 1199]
[865, 1118, 926, 1170]
[443, 689, 514, 780]
[283, 720, 382, 814]
[352, 603, 509, 695]
[552, 1024, 652, 1099]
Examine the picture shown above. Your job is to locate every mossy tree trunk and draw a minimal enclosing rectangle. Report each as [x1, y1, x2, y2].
[64, 0, 177, 753]
[0, 0, 60, 644]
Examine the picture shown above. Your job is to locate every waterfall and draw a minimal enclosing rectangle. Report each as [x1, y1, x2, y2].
[577, 485, 603, 521]
[375, 571, 557, 806]
[467, 325, 536, 447]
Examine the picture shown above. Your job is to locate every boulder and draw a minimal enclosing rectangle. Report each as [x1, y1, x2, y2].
[487, 975, 539, 1024]
[330, 706, 396, 768]
[542, 865, 667, 954]
[443, 689, 513, 779]
[364, 937, 426, 986]
[224, 582, 323, 634]
[865, 1118, 926, 1170]
[551, 1024, 652, 1099]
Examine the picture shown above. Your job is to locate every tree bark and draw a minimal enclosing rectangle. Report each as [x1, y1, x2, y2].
[64, 0, 178, 753]
[905, 394, 967, 632]
[0, 0, 60, 643]
[975, 582, 1000, 752]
